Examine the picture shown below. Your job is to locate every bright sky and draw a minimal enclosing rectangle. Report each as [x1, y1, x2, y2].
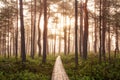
[88, 0, 95, 12]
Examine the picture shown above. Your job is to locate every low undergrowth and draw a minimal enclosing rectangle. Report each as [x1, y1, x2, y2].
[0, 55, 56, 80]
[61, 54, 120, 80]
[1, 54, 120, 80]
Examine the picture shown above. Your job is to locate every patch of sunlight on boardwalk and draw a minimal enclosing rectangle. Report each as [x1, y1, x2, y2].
[51, 56, 69, 80]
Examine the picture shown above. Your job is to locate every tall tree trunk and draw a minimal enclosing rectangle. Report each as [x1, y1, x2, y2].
[32, 0, 36, 59]
[107, 1, 111, 61]
[68, 19, 71, 55]
[0, 34, 1, 56]
[59, 32, 61, 54]
[63, 1, 67, 55]
[99, 0, 102, 62]
[94, 0, 97, 53]
[75, 0, 78, 67]
[42, 0, 47, 63]
[31, 0, 33, 58]
[15, 0, 18, 59]
[94, 18, 97, 53]
[79, 1, 83, 57]
[10, 37, 12, 57]
[54, 23, 57, 55]
[7, 11, 10, 58]
[37, 1, 42, 57]
[52, 39, 54, 54]
[115, 23, 119, 58]
[30, 0, 37, 58]
[54, 32, 56, 56]
[13, 32, 15, 57]
[20, 0, 26, 62]
[64, 27, 67, 55]
[26, 31, 29, 55]
[83, 0, 89, 60]
[47, 37, 49, 55]
[102, 0, 106, 60]
[4, 18, 7, 58]
[108, 23, 111, 61]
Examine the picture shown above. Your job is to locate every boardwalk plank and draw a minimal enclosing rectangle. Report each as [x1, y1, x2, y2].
[51, 56, 69, 80]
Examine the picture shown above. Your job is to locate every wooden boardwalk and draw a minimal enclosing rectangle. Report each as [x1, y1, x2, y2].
[51, 56, 69, 80]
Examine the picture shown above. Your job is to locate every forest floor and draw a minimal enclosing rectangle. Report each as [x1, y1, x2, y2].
[0, 55, 56, 80]
[61, 54, 120, 80]
[0, 54, 120, 80]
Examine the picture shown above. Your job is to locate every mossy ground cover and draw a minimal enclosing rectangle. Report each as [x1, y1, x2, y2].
[1, 54, 120, 80]
[61, 54, 120, 80]
[0, 55, 56, 80]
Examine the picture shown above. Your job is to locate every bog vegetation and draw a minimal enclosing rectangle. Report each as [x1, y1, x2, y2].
[0, 56, 55, 80]
[62, 54, 120, 80]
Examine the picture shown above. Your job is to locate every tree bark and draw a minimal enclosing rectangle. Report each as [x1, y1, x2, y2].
[108, 23, 111, 61]
[32, 0, 36, 59]
[15, 0, 18, 59]
[64, 27, 67, 55]
[101, 0, 106, 60]
[115, 23, 119, 58]
[83, 0, 89, 60]
[42, 0, 47, 63]
[94, 0, 97, 54]
[79, 1, 83, 57]
[75, 0, 78, 67]
[20, 0, 26, 62]
[99, 0, 102, 62]
[31, 0, 33, 58]
[68, 23, 71, 55]
[7, 11, 10, 58]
